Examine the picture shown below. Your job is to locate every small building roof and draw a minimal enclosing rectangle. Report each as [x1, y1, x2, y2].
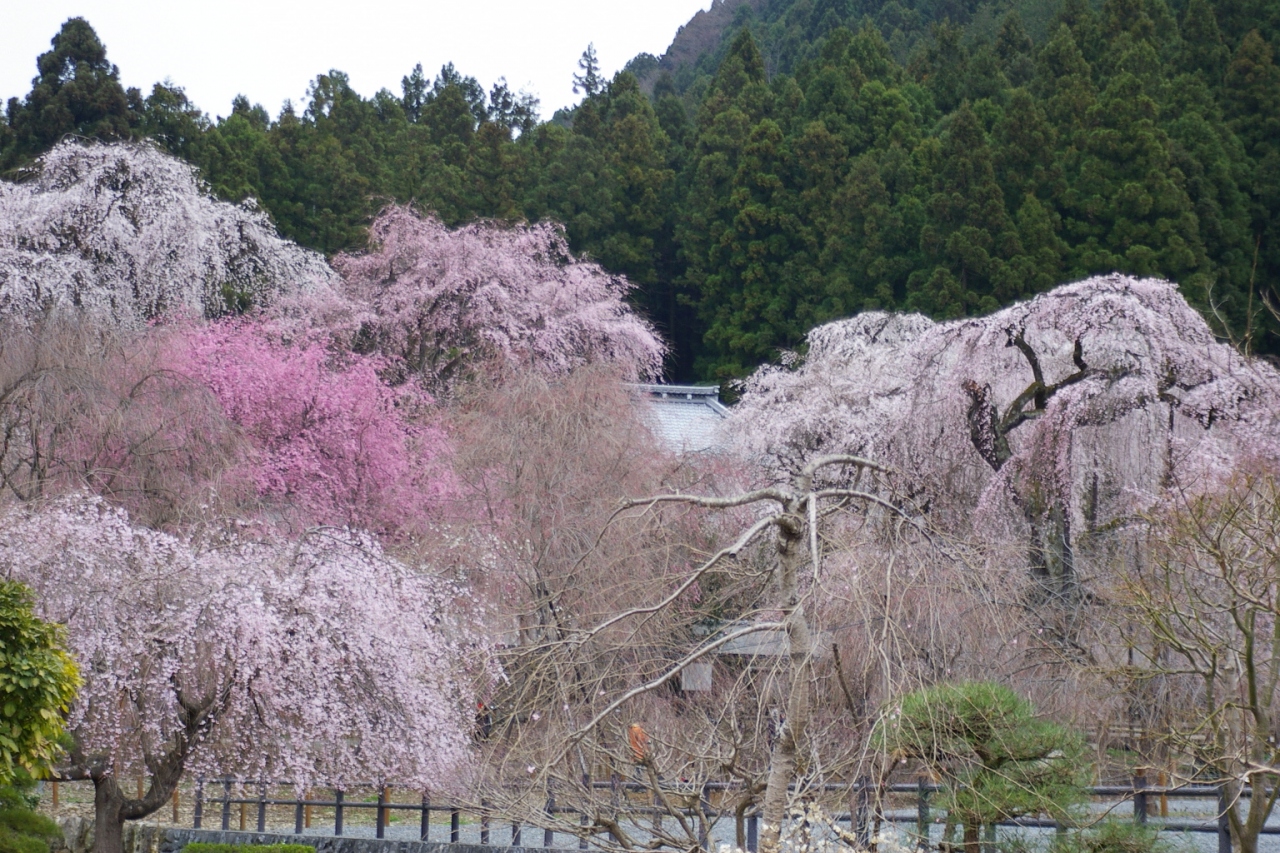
[633, 384, 729, 454]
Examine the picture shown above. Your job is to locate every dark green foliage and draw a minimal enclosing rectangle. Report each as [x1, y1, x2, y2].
[2, 18, 134, 171]
[4, 6, 1279, 378]
[875, 681, 1089, 852]
[1049, 820, 1181, 853]
[0, 781, 61, 853]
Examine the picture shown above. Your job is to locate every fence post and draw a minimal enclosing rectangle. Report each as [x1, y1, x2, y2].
[51, 782, 59, 810]
[855, 776, 872, 849]
[335, 789, 344, 836]
[580, 773, 590, 850]
[221, 781, 231, 831]
[1133, 771, 1148, 826]
[173, 788, 180, 824]
[652, 786, 662, 835]
[257, 781, 266, 833]
[747, 812, 759, 853]
[544, 789, 556, 848]
[420, 795, 430, 842]
[194, 778, 203, 830]
[481, 799, 491, 845]
[917, 774, 931, 851]
[305, 789, 313, 830]
[1218, 785, 1233, 853]
[376, 787, 387, 839]
[451, 807, 460, 843]
[512, 819, 522, 847]
[698, 782, 711, 852]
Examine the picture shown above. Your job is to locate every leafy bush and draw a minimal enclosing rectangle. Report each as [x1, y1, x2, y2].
[183, 845, 314, 853]
[1050, 820, 1183, 853]
[0, 783, 61, 853]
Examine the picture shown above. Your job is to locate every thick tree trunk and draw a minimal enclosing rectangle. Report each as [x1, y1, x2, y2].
[91, 764, 183, 853]
[92, 776, 128, 853]
[1028, 504, 1076, 604]
[759, 511, 813, 853]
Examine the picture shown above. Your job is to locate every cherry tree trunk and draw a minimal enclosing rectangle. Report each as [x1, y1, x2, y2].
[91, 768, 181, 853]
[92, 777, 129, 853]
[758, 511, 813, 853]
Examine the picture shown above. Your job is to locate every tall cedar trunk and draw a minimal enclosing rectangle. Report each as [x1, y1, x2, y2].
[92, 776, 128, 853]
[759, 509, 812, 853]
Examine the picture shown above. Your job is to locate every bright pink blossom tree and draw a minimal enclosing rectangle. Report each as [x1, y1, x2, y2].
[333, 206, 666, 389]
[0, 495, 488, 853]
[177, 319, 455, 535]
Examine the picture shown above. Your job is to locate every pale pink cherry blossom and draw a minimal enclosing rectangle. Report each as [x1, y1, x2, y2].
[730, 274, 1280, 589]
[333, 206, 665, 390]
[0, 494, 492, 853]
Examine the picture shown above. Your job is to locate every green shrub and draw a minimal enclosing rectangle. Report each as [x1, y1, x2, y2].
[0, 810, 57, 839]
[0, 782, 37, 812]
[183, 844, 314, 853]
[0, 828, 50, 853]
[0, 784, 61, 853]
[1050, 820, 1182, 853]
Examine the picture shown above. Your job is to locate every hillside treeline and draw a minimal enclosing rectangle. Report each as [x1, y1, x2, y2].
[3, 0, 1278, 379]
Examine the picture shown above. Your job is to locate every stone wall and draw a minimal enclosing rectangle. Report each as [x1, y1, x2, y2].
[52, 819, 552, 853]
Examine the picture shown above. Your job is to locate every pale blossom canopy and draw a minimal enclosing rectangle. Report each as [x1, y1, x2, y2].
[0, 495, 486, 790]
[334, 206, 666, 386]
[0, 141, 336, 323]
[730, 274, 1280, 536]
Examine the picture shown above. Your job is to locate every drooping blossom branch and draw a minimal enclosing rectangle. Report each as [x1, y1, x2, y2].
[333, 206, 665, 389]
[0, 495, 490, 853]
[0, 141, 335, 324]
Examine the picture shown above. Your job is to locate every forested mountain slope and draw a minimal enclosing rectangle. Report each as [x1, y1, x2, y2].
[3, 4, 1278, 380]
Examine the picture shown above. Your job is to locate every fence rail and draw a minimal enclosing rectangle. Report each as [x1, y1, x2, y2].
[47, 774, 1253, 853]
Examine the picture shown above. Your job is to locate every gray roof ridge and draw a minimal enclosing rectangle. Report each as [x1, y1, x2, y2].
[629, 383, 729, 418]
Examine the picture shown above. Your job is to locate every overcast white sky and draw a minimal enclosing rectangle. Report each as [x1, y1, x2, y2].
[1, 0, 713, 121]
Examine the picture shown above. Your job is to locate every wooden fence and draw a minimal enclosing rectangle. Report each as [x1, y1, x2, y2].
[47, 773, 1265, 853]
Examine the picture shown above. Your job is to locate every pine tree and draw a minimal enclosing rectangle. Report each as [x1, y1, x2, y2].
[1062, 67, 1206, 288]
[2, 18, 134, 169]
[912, 102, 1014, 316]
[679, 29, 778, 377]
[401, 63, 429, 123]
[1222, 30, 1280, 342]
[1177, 0, 1231, 81]
[573, 44, 604, 97]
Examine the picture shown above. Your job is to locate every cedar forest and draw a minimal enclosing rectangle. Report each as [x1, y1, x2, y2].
[3, 0, 1278, 379]
[4, 5, 1280, 853]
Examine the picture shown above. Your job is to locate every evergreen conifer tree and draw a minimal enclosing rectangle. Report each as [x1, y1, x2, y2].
[2, 18, 133, 170]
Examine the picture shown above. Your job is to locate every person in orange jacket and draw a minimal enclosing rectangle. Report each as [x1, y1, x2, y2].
[628, 722, 650, 769]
